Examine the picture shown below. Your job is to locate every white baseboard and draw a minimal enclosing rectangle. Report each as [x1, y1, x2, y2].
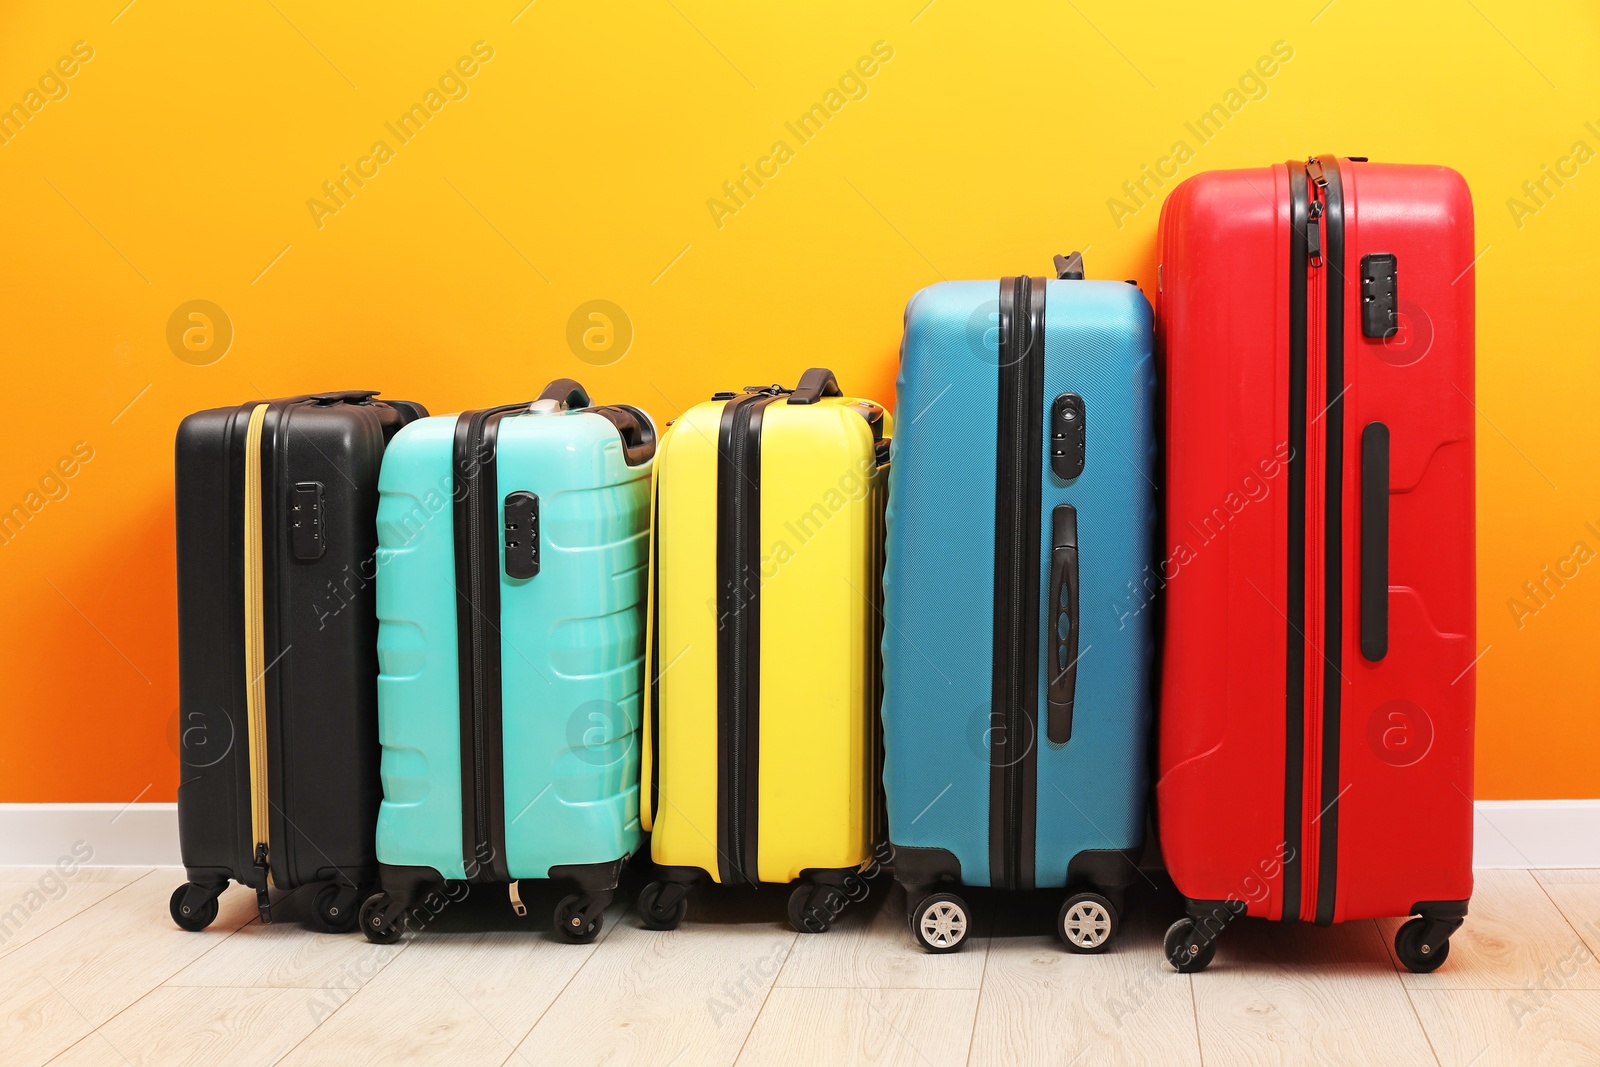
[1470, 800, 1600, 869]
[0, 803, 181, 867]
[0, 800, 1594, 869]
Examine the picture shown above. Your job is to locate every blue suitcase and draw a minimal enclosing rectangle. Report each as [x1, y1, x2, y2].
[360, 379, 655, 943]
[881, 254, 1158, 953]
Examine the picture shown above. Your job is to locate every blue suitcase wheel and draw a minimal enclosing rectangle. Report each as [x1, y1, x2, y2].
[910, 892, 970, 953]
[1058, 892, 1118, 953]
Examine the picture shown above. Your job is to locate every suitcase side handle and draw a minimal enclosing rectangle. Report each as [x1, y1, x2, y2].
[589, 404, 657, 467]
[1046, 503, 1080, 745]
[1360, 422, 1390, 661]
[787, 367, 842, 405]
[537, 378, 592, 410]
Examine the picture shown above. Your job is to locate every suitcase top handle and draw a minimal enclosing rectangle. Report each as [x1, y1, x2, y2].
[1053, 252, 1085, 280]
[309, 389, 380, 405]
[536, 378, 592, 411]
[788, 367, 842, 405]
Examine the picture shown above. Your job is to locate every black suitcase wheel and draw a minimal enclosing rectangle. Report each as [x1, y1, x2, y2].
[787, 883, 845, 934]
[314, 884, 361, 934]
[169, 884, 219, 932]
[555, 894, 605, 943]
[1394, 917, 1451, 973]
[637, 881, 688, 931]
[910, 892, 970, 953]
[1058, 892, 1118, 953]
[1164, 917, 1218, 973]
[360, 892, 403, 945]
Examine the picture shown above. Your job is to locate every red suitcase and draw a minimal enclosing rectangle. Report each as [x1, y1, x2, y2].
[1155, 156, 1476, 973]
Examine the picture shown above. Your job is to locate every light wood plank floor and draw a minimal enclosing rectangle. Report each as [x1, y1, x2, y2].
[5, 866, 1599, 1065]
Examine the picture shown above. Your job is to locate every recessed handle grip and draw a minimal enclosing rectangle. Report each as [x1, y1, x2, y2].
[1047, 504, 1080, 744]
[1360, 422, 1390, 661]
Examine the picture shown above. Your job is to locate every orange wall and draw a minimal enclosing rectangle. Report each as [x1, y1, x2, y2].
[1, 2, 1595, 802]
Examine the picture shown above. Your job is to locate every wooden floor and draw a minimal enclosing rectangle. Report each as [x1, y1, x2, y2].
[4, 865, 1600, 1065]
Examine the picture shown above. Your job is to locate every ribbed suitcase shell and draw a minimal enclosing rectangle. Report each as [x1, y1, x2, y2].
[1157, 158, 1475, 937]
[643, 389, 888, 888]
[174, 391, 423, 927]
[373, 403, 650, 884]
[882, 279, 1157, 897]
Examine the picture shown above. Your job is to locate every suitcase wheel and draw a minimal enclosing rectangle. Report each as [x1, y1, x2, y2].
[637, 881, 689, 931]
[1393, 917, 1452, 974]
[1057, 892, 1119, 954]
[787, 883, 846, 934]
[554, 894, 606, 944]
[360, 892, 404, 945]
[313, 883, 363, 934]
[169, 883, 220, 932]
[1163, 917, 1218, 973]
[909, 892, 970, 953]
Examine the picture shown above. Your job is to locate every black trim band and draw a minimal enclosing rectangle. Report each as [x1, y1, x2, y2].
[714, 392, 782, 884]
[648, 474, 662, 827]
[1315, 154, 1347, 927]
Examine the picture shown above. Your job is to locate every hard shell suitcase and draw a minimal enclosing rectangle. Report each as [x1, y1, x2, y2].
[638, 369, 890, 934]
[881, 256, 1159, 954]
[173, 390, 426, 932]
[1155, 156, 1476, 973]
[360, 379, 655, 944]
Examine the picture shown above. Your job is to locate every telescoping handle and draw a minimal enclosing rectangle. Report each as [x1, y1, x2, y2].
[1053, 251, 1085, 280]
[536, 378, 592, 410]
[1360, 422, 1390, 661]
[787, 367, 843, 405]
[1046, 504, 1080, 745]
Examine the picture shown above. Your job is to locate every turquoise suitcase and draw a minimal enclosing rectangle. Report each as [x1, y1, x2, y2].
[360, 379, 654, 943]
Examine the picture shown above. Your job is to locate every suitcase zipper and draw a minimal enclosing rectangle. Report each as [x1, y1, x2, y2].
[1003, 280, 1028, 890]
[1282, 163, 1312, 923]
[242, 402, 274, 922]
[1294, 156, 1347, 926]
[466, 414, 491, 874]
[1308, 155, 1347, 927]
[452, 404, 528, 883]
[990, 277, 1043, 892]
[728, 400, 752, 883]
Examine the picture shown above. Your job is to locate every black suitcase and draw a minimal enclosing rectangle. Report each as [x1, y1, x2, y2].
[170, 390, 425, 932]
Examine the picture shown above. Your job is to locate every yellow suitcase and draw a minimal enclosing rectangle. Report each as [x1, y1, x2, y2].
[638, 369, 890, 933]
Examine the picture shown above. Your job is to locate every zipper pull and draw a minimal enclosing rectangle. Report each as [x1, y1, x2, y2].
[1307, 199, 1324, 268]
[253, 843, 273, 924]
[1306, 157, 1329, 189]
[509, 880, 528, 917]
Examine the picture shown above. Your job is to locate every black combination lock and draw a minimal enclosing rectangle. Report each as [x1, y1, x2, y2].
[1051, 394, 1086, 479]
